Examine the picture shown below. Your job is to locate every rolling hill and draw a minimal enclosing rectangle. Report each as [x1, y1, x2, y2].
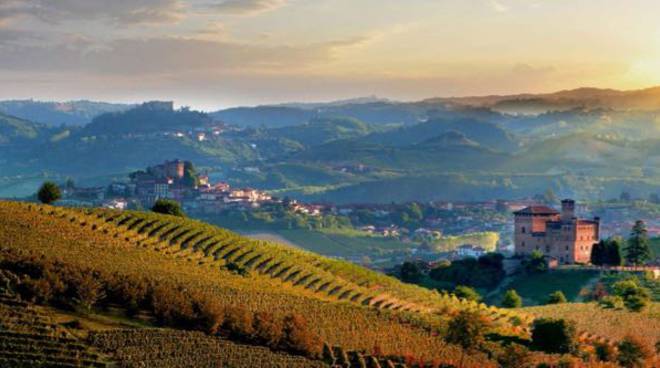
[0, 200, 523, 367]
[0, 100, 131, 127]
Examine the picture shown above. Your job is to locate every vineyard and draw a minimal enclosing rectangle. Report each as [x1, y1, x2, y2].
[0, 284, 113, 367]
[88, 329, 328, 368]
[0, 201, 501, 366]
[522, 302, 660, 349]
[2, 201, 656, 367]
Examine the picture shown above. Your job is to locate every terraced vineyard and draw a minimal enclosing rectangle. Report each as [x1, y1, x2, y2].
[88, 329, 328, 368]
[0, 201, 503, 366]
[0, 294, 113, 367]
[87, 206, 530, 329]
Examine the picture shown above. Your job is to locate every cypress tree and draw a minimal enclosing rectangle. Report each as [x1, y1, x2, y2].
[590, 240, 605, 266]
[625, 221, 651, 266]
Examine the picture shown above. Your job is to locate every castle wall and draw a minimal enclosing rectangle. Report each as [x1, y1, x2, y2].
[514, 209, 599, 264]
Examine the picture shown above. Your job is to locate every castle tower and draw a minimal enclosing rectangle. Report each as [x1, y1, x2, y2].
[561, 199, 575, 222]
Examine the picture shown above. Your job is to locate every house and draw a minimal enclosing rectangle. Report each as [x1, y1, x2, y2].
[456, 244, 487, 258]
[514, 199, 600, 264]
[103, 198, 128, 210]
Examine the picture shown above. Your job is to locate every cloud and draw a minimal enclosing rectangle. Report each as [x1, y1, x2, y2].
[489, 0, 509, 13]
[0, 35, 363, 75]
[211, 0, 289, 16]
[0, 0, 185, 25]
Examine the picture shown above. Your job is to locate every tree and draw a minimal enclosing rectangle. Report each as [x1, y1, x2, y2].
[453, 285, 482, 302]
[617, 335, 652, 368]
[591, 240, 605, 266]
[531, 318, 578, 354]
[501, 289, 522, 308]
[525, 250, 548, 273]
[625, 221, 651, 265]
[445, 311, 489, 368]
[399, 262, 422, 283]
[606, 238, 624, 266]
[37, 181, 62, 204]
[546, 290, 567, 304]
[151, 199, 185, 217]
[182, 161, 200, 187]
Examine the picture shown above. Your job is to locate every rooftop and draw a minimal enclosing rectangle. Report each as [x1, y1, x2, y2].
[513, 205, 559, 215]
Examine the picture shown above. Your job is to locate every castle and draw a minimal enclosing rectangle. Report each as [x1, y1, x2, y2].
[514, 199, 600, 264]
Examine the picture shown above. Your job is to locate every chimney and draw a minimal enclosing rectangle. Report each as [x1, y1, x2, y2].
[561, 199, 575, 221]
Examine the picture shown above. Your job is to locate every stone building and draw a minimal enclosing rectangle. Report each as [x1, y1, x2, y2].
[514, 199, 600, 264]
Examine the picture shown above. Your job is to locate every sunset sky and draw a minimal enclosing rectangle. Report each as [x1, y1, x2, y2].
[1, 0, 659, 109]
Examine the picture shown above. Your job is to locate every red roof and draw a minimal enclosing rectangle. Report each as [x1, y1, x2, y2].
[513, 206, 559, 215]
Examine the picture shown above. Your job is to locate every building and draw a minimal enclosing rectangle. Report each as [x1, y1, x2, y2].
[514, 199, 600, 264]
[456, 244, 487, 259]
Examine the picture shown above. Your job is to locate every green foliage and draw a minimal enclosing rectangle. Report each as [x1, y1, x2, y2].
[399, 262, 422, 284]
[445, 310, 488, 353]
[429, 253, 505, 289]
[625, 220, 651, 265]
[617, 335, 652, 368]
[591, 238, 623, 266]
[611, 279, 651, 312]
[524, 250, 548, 274]
[546, 291, 567, 305]
[453, 285, 481, 303]
[595, 342, 615, 362]
[37, 181, 61, 204]
[530, 318, 578, 354]
[598, 295, 625, 310]
[151, 199, 185, 217]
[501, 289, 522, 308]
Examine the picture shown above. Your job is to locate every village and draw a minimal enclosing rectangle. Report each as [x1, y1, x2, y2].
[58, 159, 660, 268]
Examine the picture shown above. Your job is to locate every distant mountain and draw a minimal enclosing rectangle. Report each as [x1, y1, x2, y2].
[80, 101, 211, 136]
[360, 117, 519, 152]
[267, 116, 374, 147]
[212, 101, 425, 128]
[0, 112, 43, 144]
[432, 86, 660, 114]
[278, 95, 391, 109]
[0, 100, 132, 127]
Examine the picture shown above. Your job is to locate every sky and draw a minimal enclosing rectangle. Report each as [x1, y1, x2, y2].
[1, 0, 660, 110]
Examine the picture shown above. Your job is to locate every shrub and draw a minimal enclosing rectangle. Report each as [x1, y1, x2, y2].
[282, 314, 321, 357]
[453, 285, 481, 302]
[497, 343, 531, 368]
[611, 279, 651, 312]
[253, 311, 284, 347]
[224, 306, 255, 340]
[445, 310, 489, 365]
[501, 289, 522, 308]
[598, 295, 625, 309]
[617, 335, 652, 368]
[194, 297, 225, 335]
[546, 291, 567, 304]
[530, 318, 577, 354]
[594, 342, 615, 362]
[151, 199, 185, 217]
[150, 285, 195, 328]
[69, 272, 106, 312]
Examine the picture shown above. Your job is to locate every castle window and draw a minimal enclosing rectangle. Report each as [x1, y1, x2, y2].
[521, 227, 526, 233]
[521, 241, 525, 248]
[565, 246, 569, 251]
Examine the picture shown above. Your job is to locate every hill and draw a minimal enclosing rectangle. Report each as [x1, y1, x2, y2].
[2, 201, 659, 366]
[0, 201, 523, 367]
[0, 112, 43, 144]
[0, 100, 131, 127]
[433, 86, 660, 114]
[361, 117, 519, 153]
